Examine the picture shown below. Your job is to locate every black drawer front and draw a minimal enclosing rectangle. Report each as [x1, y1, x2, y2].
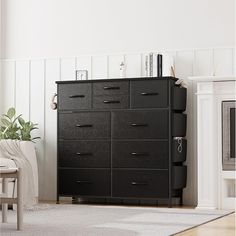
[93, 81, 129, 95]
[112, 170, 168, 198]
[59, 169, 111, 196]
[131, 80, 168, 108]
[59, 112, 110, 140]
[93, 95, 129, 109]
[58, 84, 91, 110]
[112, 110, 168, 139]
[112, 141, 168, 169]
[58, 141, 110, 168]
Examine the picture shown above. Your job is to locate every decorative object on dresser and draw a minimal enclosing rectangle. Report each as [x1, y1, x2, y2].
[75, 70, 88, 80]
[56, 77, 187, 206]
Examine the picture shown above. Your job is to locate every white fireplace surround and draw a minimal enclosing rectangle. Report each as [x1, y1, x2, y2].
[189, 76, 236, 210]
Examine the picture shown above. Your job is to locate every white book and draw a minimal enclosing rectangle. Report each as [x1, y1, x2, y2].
[152, 53, 157, 77]
[161, 53, 174, 76]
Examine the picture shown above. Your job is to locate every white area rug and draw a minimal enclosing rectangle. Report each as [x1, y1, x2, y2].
[0, 204, 232, 236]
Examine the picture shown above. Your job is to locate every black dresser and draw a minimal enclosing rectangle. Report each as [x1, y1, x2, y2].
[56, 77, 187, 206]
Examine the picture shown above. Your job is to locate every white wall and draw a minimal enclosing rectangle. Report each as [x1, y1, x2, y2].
[1, 0, 235, 59]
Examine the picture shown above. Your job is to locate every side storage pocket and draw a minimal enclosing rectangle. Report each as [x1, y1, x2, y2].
[172, 113, 187, 137]
[172, 87, 187, 111]
[172, 166, 187, 189]
[172, 138, 187, 163]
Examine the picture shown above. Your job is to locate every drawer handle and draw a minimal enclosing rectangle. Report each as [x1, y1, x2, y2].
[141, 92, 159, 96]
[75, 124, 93, 128]
[76, 152, 93, 156]
[131, 181, 148, 186]
[103, 86, 120, 90]
[103, 100, 120, 104]
[131, 152, 149, 156]
[131, 123, 148, 127]
[76, 180, 92, 184]
[69, 95, 85, 98]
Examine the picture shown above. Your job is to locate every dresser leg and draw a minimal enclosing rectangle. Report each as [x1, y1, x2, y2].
[56, 195, 60, 204]
[168, 198, 172, 208]
[180, 192, 183, 206]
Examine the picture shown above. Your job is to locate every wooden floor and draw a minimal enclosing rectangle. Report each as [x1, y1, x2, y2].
[176, 213, 235, 236]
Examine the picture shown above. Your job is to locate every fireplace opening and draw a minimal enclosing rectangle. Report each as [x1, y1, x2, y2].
[222, 101, 236, 170]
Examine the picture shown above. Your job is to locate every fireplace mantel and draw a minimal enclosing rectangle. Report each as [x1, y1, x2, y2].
[189, 76, 236, 210]
[189, 76, 236, 82]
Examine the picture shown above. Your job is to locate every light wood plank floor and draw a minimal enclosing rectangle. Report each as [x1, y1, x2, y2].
[176, 213, 235, 236]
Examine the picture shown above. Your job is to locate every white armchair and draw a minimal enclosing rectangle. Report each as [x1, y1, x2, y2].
[0, 141, 38, 203]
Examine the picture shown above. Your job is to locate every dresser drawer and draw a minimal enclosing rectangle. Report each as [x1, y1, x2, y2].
[112, 110, 168, 139]
[93, 95, 129, 109]
[58, 141, 110, 168]
[112, 170, 168, 198]
[59, 112, 110, 140]
[112, 141, 168, 168]
[58, 84, 91, 110]
[93, 81, 129, 95]
[131, 80, 168, 108]
[59, 169, 111, 196]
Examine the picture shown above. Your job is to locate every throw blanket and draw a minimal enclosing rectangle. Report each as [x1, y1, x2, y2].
[0, 140, 36, 208]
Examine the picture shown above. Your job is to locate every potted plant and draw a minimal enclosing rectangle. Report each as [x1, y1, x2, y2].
[0, 107, 40, 141]
[0, 107, 39, 205]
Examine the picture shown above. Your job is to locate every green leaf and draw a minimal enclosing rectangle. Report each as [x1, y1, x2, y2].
[7, 108, 16, 119]
[0, 118, 11, 127]
[18, 116, 25, 126]
[13, 114, 22, 124]
[32, 137, 40, 140]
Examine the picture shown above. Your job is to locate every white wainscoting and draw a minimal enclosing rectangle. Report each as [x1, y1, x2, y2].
[1, 47, 235, 204]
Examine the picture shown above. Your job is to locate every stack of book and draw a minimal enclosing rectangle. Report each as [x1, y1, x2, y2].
[145, 53, 174, 77]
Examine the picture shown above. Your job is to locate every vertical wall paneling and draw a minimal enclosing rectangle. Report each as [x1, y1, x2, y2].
[108, 55, 125, 78]
[76, 56, 92, 79]
[213, 48, 234, 76]
[175, 50, 197, 206]
[44, 59, 60, 200]
[15, 60, 30, 120]
[233, 48, 236, 76]
[92, 55, 108, 79]
[60, 58, 76, 81]
[30, 59, 45, 200]
[30, 60, 45, 139]
[125, 54, 142, 78]
[194, 49, 214, 76]
[2, 61, 15, 113]
[175, 51, 194, 78]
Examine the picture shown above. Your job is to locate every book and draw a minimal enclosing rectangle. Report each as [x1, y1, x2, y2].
[149, 53, 153, 77]
[157, 54, 163, 77]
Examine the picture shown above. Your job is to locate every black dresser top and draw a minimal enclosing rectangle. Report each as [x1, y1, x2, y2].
[56, 76, 178, 84]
